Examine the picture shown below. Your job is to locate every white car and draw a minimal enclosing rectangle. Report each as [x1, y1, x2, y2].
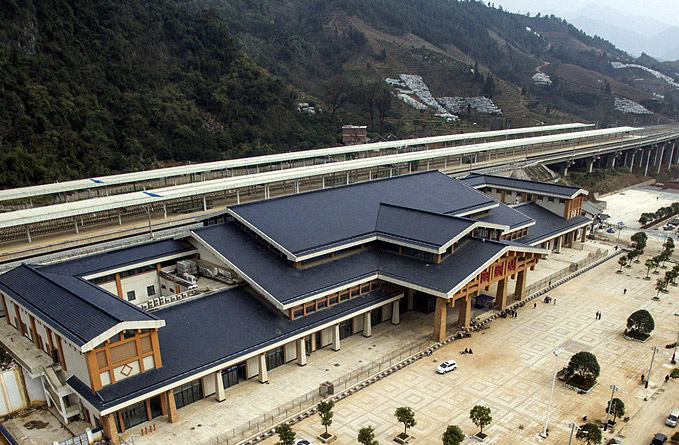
[436, 360, 458, 374]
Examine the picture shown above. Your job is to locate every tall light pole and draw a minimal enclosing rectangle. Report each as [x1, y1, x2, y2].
[541, 348, 565, 438]
[646, 346, 659, 389]
[672, 329, 679, 365]
[604, 384, 619, 431]
[568, 422, 581, 445]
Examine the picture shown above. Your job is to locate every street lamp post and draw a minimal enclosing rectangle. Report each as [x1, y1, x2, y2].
[672, 330, 679, 365]
[568, 422, 581, 445]
[646, 346, 659, 389]
[541, 348, 565, 438]
[604, 384, 619, 431]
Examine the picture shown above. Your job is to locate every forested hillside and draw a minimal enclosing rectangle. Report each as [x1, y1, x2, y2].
[1, 0, 677, 188]
[0, 1, 336, 187]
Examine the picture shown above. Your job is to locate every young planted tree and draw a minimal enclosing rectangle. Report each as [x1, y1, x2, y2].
[631, 232, 648, 254]
[317, 400, 335, 439]
[274, 424, 296, 445]
[566, 351, 600, 387]
[656, 278, 667, 298]
[442, 425, 465, 445]
[394, 407, 416, 439]
[358, 426, 379, 445]
[606, 397, 625, 423]
[576, 422, 602, 445]
[617, 256, 627, 273]
[660, 251, 671, 269]
[469, 405, 492, 437]
[645, 258, 655, 279]
[626, 309, 655, 339]
[652, 255, 662, 274]
[665, 270, 678, 287]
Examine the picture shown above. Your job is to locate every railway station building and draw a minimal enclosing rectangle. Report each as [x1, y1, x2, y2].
[0, 171, 590, 443]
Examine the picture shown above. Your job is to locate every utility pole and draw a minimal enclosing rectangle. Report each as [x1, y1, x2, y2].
[604, 384, 619, 431]
[541, 348, 564, 438]
[672, 329, 679, 364]
[646, 346, 659, 389]
[145, 205, 155, 239]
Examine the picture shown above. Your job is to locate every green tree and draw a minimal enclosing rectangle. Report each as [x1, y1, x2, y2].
[645, 258, 655, 278]
[576, 422, 602, 444]
[274, 424, 296, 445]
[317, 400, 335, 437]
[626, 309, 655, 336]
[442, 425, 465, 445]
[631, 232, 648, 251]
[617, 256, 627, 272]
[566, 351, 600, 385]
[469, 405, 492, 435]
[656, 278, 667, 297]
[606, 397, 625, 423]
[394, 407, 416, 438]
[358, 426, 379, 445]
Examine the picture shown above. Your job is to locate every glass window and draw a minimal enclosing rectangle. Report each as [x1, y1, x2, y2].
[317, 300, 327, 310]
[119, 401, 147, 431]
[351, 288, 359, 297]
[109, 333, 121, 344]
[360, 285, 370, 294]
[548, 197, 554, 202]
[147, 286, 156, 297]
[339, 292, 349, 302]
[328, 296, 338, 306]
[173, 380, 203, 409]
[123, 330, 136, 340]
[293, 308, 304, 318]
[305, 304, 316, 315]
[126, 291, 136, 301]
[265, 347, 285, 370]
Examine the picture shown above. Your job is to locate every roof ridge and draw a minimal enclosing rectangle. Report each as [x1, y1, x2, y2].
[377, 202, 474, 221]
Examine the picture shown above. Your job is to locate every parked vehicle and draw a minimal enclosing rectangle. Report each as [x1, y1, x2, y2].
[666, 408, 679, 427]
[295, 440, 312, 445]
[651, 433, 668, 444]
[436, 360, 458, 374]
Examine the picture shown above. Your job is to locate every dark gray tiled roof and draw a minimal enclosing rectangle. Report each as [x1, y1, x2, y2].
[461, 173, 585, 199]
[476, 202, 534, 230]
[67, 285, 399, 411]
[375, 204, 476, 249]
[230, 172, 495, 256]
[514, 203, 591, 244]
[41, 239, 194, 276]
[0, 265, 159, 346]
[193, 223, 508, 305]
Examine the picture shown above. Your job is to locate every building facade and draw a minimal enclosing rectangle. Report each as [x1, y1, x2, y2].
[0, 172, 590, 443]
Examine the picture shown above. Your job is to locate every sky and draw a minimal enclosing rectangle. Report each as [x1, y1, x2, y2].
[491, 0, 679, 28]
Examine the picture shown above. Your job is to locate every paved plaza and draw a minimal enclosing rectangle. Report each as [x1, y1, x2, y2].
[251, 241, 679, 445]
[107, 245, 607, 444]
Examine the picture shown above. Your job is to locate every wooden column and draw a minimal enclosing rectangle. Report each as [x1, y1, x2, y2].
[515, 269, 527, 301]
[458, 295, 472, 328]
[114, 273, 123, 298]
[580, 227, 587, 242]
[1, 296, 10, 326]
[101, 413, 120, 444]
[167, 390, 178, 423]
[495, 278, 508, 310]
[150, 329, 162, 369]
[145, 399, 153, 421]
[14, 305, 24, 335]
[160, 393, 168, 416]
[28, 315, 39, 348]
[85, 351, 103, 391]
[433, 297, 447, 342]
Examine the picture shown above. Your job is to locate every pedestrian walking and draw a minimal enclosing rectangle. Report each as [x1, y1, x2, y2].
[615, 245, 618, 251]
[641, 373, 645, 383]
[553, 298, 556, 305]
[534, 302, 537, 309]
[666, 375, 670, 383]
[548, 281, 552, 287]
[623, 288, 627, 295]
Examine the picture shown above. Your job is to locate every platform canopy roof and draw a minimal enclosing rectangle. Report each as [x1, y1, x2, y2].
[0, 123, 592, 202]
[461, 173, 588, 199]
[0, 126, 633, 230]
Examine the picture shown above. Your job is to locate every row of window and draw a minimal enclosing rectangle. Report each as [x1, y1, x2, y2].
[125, 285, 156, 301]
[291, 280, 385, 319]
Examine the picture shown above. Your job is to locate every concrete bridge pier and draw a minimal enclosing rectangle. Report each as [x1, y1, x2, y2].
[657, 143, 666, 174]
[605, 153, 619, 170]
[562, 160, 574, 176]
[668, 141, 676, 168]
[585, 156, 598, 173]
[644, 146, 653, 177]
